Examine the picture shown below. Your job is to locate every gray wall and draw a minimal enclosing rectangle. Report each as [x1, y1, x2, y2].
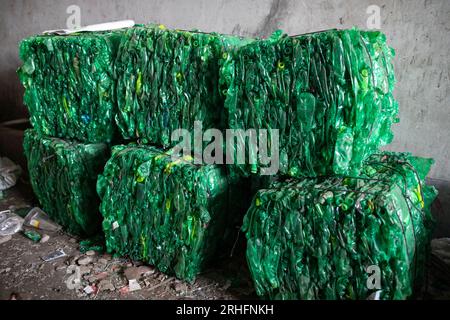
[1, 0, 449, 233]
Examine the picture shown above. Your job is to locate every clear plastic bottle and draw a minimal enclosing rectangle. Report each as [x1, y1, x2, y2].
[0, 210, 24, 236]
[23, 207, 61, 232]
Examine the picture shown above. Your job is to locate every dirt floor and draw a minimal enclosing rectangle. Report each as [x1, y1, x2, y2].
[0, 183, 256, 300]
[2, 182, 450, 300]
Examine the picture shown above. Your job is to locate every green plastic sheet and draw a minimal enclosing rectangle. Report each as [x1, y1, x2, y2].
[243, 152, 437, 299]
[18, 31, 124, 143]
[23, 129, 109, 235]
[115, 25, 251, 147]
[97, 144, 243, 282]
[221, 28, 399, 178]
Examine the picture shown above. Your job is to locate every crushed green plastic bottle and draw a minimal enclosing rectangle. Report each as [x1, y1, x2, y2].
[18, 31, 125, 143]
[79, 235, 105, 253]
[115, 25, 252, 147]
[242, 152, 437, 300]
[23, 229, 42, 242]
[23, 129, 109, 235]
[97, 143, 245, 282]
[220, 28, 399, 178]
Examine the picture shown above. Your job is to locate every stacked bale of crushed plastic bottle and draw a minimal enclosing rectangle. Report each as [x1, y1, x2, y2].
[18, 30, 126, 236]
[23, 129, 109, 235]
[97, 144, 244, 282]
[115, 24, 252, 147]
[18, 24, 438, 300]
[220, 28, 398, 178]
[226, 29, 438, 300]
[18, 30, 124, 143]
[243, 152, 437, 299]
[93, 26, 253, 281]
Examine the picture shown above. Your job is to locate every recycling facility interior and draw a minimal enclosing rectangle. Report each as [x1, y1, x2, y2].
[0, 0, 449, 300]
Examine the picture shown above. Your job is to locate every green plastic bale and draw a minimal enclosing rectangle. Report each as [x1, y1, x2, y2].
[221, 28, 399, 178]
[242, 152, 437, 300]
[115, 25, 252, 147]
[97, 144, 241, 282]
[18, 30, 125, 143]
[23, 129, 109, 235]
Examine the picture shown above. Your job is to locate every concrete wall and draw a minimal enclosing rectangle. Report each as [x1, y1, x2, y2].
[0, 0, 449, 233]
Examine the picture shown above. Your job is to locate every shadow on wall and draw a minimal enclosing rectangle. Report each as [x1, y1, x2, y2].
[0, 118, 30, 175]
[429, 178, 450, 238]
[0, 68, 28, 122]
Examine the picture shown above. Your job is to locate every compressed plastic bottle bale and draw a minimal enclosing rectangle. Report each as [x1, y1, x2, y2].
[97, 144, 243, 282]
[115, 25, 252, 147]
[221, 28, 399, 178]
[23, 129, 109, 235]
[243, 152, 437, 300]
[18, 30, 125, 143]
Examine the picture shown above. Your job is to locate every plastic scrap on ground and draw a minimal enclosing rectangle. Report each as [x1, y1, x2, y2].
[23, 207, 61, 232]
[0, 210, 24, 237]
[79, 235, 105, 254]
[0, 157, 21, 191]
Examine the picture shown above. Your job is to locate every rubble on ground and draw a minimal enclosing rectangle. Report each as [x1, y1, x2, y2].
[0, 188, 256, 300]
